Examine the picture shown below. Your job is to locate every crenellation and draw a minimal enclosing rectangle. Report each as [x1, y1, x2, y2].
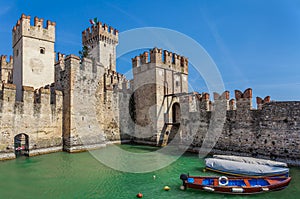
[257, 96, 271, 110]
[109, 26, 114, 34]
[22, 86, 34, 101]
[103, 24, 108, 32]
[0, 55, 13, 84]
[181, 90, 300, 164]
[132, 56, 140, 68]
[34, 16, 44, 27]
[164, 50, 172, 65]
[0, 55, 8, 66]
[46, 20, 56, 29]
[12, 13, 56, 101]
[173, 54, 181, 69]
[180, 56, 188, 74]
[213, 91, 229, 100]
[2, 83, 16, 102]
[213, 91, 230, 110]
[140, 51, 149, 64]
[82, 22, 118, 46]
[103, 68, 126, 89]
[0, 55, 13, 69]
[229, 99, 236, 110]
[82, 20, 118, 71]
[0, 83, 16, 114]
[199, 92, 210, 111]
[132, 48, 189, 75]
[150, 47, 162, 63]
[56, 52, 66, 64]
[235, 88, 253, 110]
[13, 14, 55, 46]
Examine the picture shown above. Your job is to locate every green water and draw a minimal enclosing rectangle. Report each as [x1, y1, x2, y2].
[0, 145, 299, 199]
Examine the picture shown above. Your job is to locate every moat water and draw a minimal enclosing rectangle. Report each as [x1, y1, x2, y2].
[0, 145, 299, 199]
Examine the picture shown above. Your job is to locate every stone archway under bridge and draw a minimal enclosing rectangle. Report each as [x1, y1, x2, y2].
[14, 133, 29, 158]
[161, 102, 181, 146]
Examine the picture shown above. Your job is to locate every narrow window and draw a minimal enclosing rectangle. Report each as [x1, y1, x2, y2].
[40, 47, 45, 54]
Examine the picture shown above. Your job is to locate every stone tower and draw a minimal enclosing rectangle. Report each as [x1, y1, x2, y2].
[0, 55, 13, 83]
[12, 14, 56, 100]
[132, 48, 188, 145]
[82, 22, 118, 71]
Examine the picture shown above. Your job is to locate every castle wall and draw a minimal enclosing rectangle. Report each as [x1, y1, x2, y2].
[58, 55, 131, 152]
[133, 61, 158, 143]
[180, 89, 300, 165]
[118, 88, 135, 141]
[0, 84, 63, 160]
[1, 14, 299, 166]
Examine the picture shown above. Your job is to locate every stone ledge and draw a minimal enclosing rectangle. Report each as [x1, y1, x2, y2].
[132, 140, 158, 146]
[64, 143, 107, 153]
[0, 153, 15, 161]
[29, 146, 63, 157]
[65, 141, 132, 153]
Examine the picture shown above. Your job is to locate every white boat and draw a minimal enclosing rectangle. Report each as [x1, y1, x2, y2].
[205, 156, 289, 177]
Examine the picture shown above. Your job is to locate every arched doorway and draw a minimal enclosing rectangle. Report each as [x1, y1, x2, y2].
[14, 134, 29, 157]
[172, 102, 181, 124]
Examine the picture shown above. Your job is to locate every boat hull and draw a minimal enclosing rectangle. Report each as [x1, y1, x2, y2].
[206, 166, 289, 178]
[180, 175, 292, 195]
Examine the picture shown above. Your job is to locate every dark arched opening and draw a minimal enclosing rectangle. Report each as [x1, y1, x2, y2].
[14, 134, 29, 157]
[172, 102, 181, 124]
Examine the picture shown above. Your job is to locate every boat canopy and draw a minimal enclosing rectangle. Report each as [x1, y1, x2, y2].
[213, 155, 287, 168]
[205, 158, 289, 176]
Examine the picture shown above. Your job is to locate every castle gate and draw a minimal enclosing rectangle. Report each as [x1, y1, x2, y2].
[14, 134, 29, 157]
[172, 102, 181, 124]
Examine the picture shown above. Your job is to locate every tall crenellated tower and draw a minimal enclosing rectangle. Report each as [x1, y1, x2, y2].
[12, 14, 56, 100]
[132, 48, 188, 145]
[82, 22, 118, 71]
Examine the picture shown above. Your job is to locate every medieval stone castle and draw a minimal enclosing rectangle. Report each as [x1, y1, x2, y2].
[0, 14, 299, 165]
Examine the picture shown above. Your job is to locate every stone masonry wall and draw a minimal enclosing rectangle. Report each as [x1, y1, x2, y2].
[57, 55, 131, 152]
[181, 89, 300, 165]
[0, 83, 63, 160]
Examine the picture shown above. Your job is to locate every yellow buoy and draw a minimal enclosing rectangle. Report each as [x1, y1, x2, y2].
[203, 168, 206, 172]
[164, 186, 170, 191]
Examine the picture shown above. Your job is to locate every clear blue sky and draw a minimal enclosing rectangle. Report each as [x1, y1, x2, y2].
[1, 0, 300, 102]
